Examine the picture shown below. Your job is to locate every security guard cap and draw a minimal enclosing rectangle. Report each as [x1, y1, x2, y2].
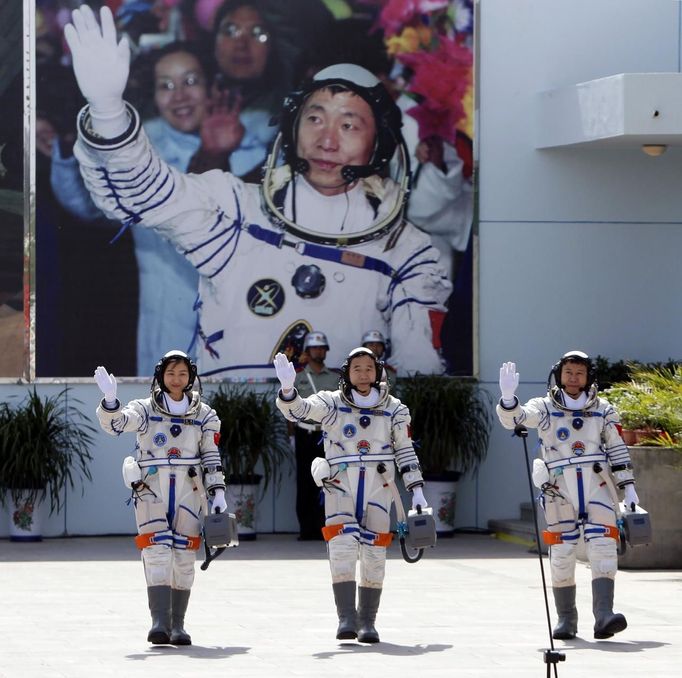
[303, 331, 330, 351]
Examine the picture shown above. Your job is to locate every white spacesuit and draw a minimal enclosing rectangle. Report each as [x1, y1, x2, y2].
[497, 352, 638, 640]
[95, 350, 226, 645]
[65, 8, 451, 379]
[275, 347, 425, 643]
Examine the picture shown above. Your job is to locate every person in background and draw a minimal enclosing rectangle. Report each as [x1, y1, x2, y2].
[361, 329, 387, 360]
[497, 351, 639, 640]
[361, 328, 394, 383]
[94, 350, 227, 646]
[198, 0, 288, 180]
[290, 330, 338, 540]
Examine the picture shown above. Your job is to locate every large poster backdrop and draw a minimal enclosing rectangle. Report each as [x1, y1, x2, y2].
[25, 0, 474, 379]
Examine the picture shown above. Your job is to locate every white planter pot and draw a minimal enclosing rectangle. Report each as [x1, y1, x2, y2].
[7, 491, 45, 541]
[226, 483, 260, 540]
[423, 477, 458, 536]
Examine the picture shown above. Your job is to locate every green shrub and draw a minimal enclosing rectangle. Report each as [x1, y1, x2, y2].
[207, 385, 291, 492]
[604, 366, 682, 450]
[0, 388, 95, 513]
[395, 375, 493, 477]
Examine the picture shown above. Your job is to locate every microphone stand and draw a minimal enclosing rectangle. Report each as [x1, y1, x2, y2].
[514, 425, 566, 678]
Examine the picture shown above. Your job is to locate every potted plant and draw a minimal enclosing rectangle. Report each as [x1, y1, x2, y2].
[603, 365, 682, 445]
[395, 375, 493, 535]
[603, 366, 682, 568]
[0, 388, 96, 541]
[207, 384, 291, 539]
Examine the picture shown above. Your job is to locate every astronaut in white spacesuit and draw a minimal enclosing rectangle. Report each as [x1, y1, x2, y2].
[274, 347, 427, 643]
[65, 5, 451, 379]
[95, 350, 227, 645]
[496, 351, 639, 640]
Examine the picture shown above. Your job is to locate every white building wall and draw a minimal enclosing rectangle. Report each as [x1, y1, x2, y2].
[459, 0, 682, 530]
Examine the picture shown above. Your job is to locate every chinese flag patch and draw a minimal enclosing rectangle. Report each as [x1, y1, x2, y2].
[407, 424, 412, 438]
[214, 432, 221, 445]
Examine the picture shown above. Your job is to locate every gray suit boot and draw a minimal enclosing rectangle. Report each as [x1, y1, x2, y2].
[170, 588, 192, 645]
[592, 578, 627, 639]
[357, 586, 382, 643]
[332, 581, 357, 640]
[552, 586, 578, 639]
[147, 585, 172, 644]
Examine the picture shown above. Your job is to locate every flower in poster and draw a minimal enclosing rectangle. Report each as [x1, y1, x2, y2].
[378, 0, 451, 36]
[452, 0, 474, 33]
[399, 36, 472, 143]
[375, 0, 474, 144]
[385, 24, 432, 56]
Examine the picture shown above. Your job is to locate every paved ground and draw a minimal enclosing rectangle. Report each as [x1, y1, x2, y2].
[0, 533, 679, 678]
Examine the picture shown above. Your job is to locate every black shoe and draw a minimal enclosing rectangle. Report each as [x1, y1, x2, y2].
[170, 628, 192, 645]
[594, 614, 627, 639]
[147, 628, 171, 644]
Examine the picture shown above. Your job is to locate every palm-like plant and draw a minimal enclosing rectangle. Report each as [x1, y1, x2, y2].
[396, 375, 493, 478]
[0, 388, 96, 513]
[207, 385, 291, 493]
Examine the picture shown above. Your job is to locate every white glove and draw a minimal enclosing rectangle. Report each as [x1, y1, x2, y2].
[94, 365, 117, 405]
[411, 486, 428, 510]
[311, 457, 331, 487]
[499, 361, 520, 402]
[531, 458, 550, 489]
[273, 352, 296, 392]
[211, 488, 227, 514]
[623, 484, 639, 511]
[64, 5, 130, 132]
[121, 456, 142, 488]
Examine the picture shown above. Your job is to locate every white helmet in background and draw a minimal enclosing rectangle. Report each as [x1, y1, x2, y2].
[362, 329, 386, 347]
[303, 330, 330, 351]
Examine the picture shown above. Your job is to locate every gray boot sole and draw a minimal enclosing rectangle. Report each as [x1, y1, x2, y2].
[336, 627, 357, 640]
[147, 629, 171, 644]
[594, 614, 627, 639]
[552, 628, 577, 640]
[357, 628, 380, 643]
[170, 630, 192, 645]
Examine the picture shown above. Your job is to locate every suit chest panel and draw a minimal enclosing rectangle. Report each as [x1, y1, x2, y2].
[329, 407, 393, 457]
[141, 415, 203, 459]
[543, 411, 603, 460]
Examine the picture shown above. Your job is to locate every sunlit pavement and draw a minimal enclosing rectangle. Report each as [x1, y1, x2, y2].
[0, 533, 679, 678]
